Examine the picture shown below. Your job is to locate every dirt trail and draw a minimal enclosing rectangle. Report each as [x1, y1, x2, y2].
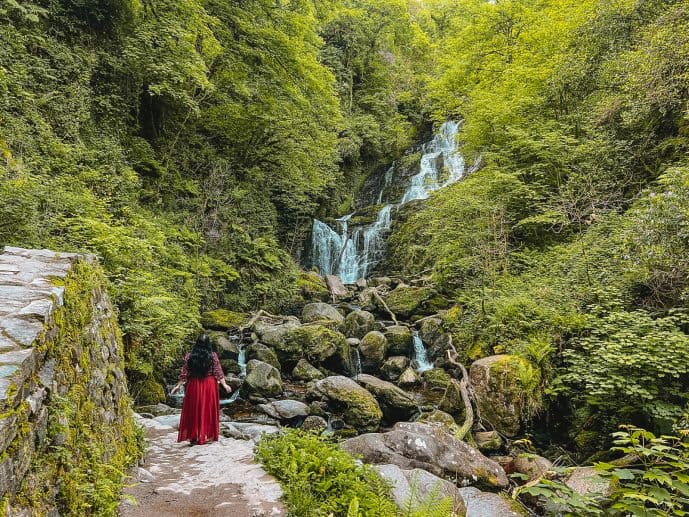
[120, 416, 285, 517]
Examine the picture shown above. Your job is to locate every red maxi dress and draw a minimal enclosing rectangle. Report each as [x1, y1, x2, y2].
[177, 352, 225, 444]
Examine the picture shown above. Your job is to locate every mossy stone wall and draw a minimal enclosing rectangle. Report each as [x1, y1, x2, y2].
[0, 247, 142, 515]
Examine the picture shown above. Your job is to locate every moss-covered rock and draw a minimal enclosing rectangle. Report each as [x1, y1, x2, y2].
[246, 343, 280, 370]
[420, 368, 465, 415]
[133, 377, 166, 405]
[381, 356, 409, 381]
[296, 271, 330, 303]
[201, 309, 247, 331]
[292, 359, 325, 381]
[343, 310, 376, 338]
[469, 355, 541, 437]
[207, 330, 239, 360]
[283, 324, 346, 366]
[306, 376, 382, 432]
[383, 326, 413, 356]
[301, 302, 344, 324]
[220, 358, 241, 375]
[359, 331, 387, 373]
[383, 286, 450, 320]
[355, 374, 418, 423]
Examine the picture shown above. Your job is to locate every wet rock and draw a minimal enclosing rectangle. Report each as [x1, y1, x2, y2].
[458, 487, 525, 516]
[397, 367, 420, 387]
[246, 343, 280, 370]
[359, 331, 387, 373]
[241, 360, 283, 398]
[355, 374, 418, 422]
[306, 376, 382, 432]
[381, 356, 409, 381]
[343, 310, 376, 339]
[470, 355, 541, 437]
[513, 454, 552, 482]
[383, 326, 413, 355]
[346, 337, 360, 347]
[224, 422, 281, 443]
[258, 400, 309, 420]
[292, 359, 325, 381]
[474, 431, 503, 452]
[341, 421, 508, 488]
[301, 302, 344, 324]
[207, 331, 238, 360]
[300, 415, 328, 433]
[220, 358, 241, 375]
[374, 464, 466, 516]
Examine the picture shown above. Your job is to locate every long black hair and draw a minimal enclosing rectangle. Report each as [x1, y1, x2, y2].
[187, 334, 213, 378]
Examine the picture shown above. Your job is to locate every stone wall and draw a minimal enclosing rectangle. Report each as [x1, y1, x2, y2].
[0, 247, 140, 515]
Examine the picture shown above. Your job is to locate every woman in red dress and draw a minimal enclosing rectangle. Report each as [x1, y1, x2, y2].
[171, 334, 232, 445]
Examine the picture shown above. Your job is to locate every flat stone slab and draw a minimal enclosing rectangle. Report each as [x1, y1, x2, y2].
[0, 348, 38, 410]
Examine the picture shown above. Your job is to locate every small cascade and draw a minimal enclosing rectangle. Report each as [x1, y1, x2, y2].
[237, 343, 247, 378]
[412, 331, 434, 373]
[401, 120, 465, 203]
[351, 347, 362, 378]
[310, 120, 469, 283]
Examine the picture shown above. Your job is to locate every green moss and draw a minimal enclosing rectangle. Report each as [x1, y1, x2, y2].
[131, 377, 166, 405]
[296, 271, 330, 303]
[200, 309, 247, 331]
[13, 259, 143, 516]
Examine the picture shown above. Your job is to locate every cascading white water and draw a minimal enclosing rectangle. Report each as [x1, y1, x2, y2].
[351, 348, 362, 378]
[311, 120, 468, 282]
[412, 331, 434, 372]
[401, 120, 465, 203]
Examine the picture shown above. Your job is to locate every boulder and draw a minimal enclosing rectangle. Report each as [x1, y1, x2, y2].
[301, 302, 344, 324]
[381, 356, 409, 381]
[359, 331, 388, 373]
[418, 317, 452, 366]
[355, 374, 418, 422]
[258, 400, 309, 421]
[136, 403, 179, 417]
[355, 278, 368, 290]
[297, 271, 330, 303]
[416, 409, 462, 436]
[323, 337, 357, 376]
[374, 464, 466, 516]
[346, 337, 361, 347]
[357, 288, 378, 311]
[253, 317, 300, 347]
[470, 355, 541, 437]
[207, 331, 238, 360]
[220, 358, 241, 376]
[474, 431, 503, 452]
[325, 275, 349, 298]
[282, 324, 346, 366]
[246, 343, 280, 370]
[240, 360, 283, 398]
[343, 310, 376, 338]
[397, 367, 420, 387]
[458, 487, 525, 517]
[292, 359, 325, 381]
[565, 467, 611, 497]
[200, 309, 246, 330]
[301, 415, 328, 433]
[341, 421, 508, 488]
[369, 277, 392, 288]
[513, 454, 553, 483]
[383, 286, 432, 319]
[383, 326, 413, 355]
[306, 376, 382, 432]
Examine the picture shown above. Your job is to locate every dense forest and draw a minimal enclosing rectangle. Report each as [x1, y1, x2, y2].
[2, 0, 689, 515]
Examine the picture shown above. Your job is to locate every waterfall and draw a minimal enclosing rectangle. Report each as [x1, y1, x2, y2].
[310, 120, 468, 282]
[237, 343, 247, 378]
[401, 120, 465, 203]
[412, 331, 434, 372]
[351, 347, 362, 378]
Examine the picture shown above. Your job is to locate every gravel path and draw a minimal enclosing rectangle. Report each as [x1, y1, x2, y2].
[120, 416, 285, 517]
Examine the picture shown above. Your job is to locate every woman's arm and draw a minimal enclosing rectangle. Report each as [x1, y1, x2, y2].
[170, 353, 190, 394]
[211, 353, 232, 393]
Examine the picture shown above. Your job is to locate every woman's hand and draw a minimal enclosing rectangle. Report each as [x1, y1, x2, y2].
[220, 380, 232, 394]
[170, 382, 183, 395]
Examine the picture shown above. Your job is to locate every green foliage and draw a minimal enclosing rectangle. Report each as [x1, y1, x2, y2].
[255, 430, 398, 516]
[516, 423, 689, 516]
